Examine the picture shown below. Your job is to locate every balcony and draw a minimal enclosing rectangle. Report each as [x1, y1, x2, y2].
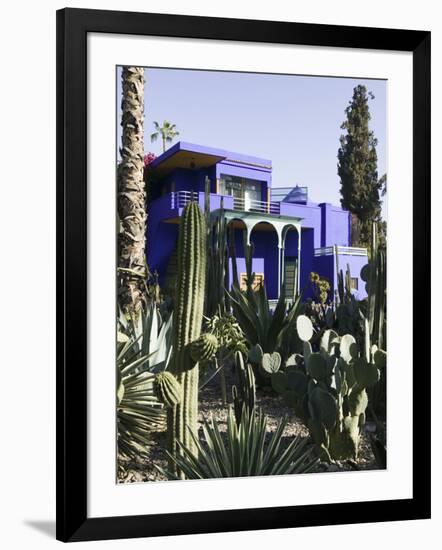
[151, 190, 309, 222]
[172, 190, 281, 215]
[314, 246, 368, 257]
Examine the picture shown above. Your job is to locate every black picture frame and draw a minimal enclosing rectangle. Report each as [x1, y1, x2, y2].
[56, 7, 431, 542]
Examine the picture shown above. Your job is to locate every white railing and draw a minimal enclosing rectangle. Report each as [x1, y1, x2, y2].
[314, 246, 368, 257]
[232, 196, 280, 214]
[171, 190, 281, 214]
[171, 190, 197, 209]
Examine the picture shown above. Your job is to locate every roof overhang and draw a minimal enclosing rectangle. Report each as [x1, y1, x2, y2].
[150, 141, 272, 178]
[151, 146, 226, 178]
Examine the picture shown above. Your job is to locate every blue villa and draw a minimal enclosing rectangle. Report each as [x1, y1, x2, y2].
[147, 142, 368, 302]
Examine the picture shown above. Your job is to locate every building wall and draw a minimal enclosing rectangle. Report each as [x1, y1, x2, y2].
[151, 165, 218, 200]
[300, 228, 315, 298]
[319, 203, 351, 247]
[313, 254, 335, 300]
[215, 161, 271, 202]
[279, 202, 322, 248]
[226, 226, 280, 299]
[313, 252, 368, 301]
[148, 147, 358, 302]
[250, 228, 279, 298]
[147, 221, 178, 286]
[146, 194, 179, 285]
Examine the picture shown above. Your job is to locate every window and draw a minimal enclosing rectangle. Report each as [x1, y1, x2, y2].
[240, 273, 264, 292]
[350, 277, 359, 290]
[219, 174, 263, 207]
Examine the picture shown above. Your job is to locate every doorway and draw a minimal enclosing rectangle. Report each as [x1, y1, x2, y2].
[284, 257, 298, 300]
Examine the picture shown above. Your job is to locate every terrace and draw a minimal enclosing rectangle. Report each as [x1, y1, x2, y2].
[314, 245, 368, 257]
[152, 189, 305, 220]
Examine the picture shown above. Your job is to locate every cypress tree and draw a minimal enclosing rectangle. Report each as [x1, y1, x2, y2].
[337, 85, 385, 247]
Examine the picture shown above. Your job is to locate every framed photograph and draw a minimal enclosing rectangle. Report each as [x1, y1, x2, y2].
[56, 8, 431, 542]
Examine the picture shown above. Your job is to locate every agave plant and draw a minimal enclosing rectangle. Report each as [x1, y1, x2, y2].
[117, 335, 165, 461]
[229, 281, 302, 355]
[117, 303, 174, 461]
[117, 301, 173, 372]
[160, 406, 318, 479]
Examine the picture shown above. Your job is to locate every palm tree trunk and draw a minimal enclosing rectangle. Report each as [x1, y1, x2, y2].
[117, 67, 147, 313]
[162, 135, 166, 153]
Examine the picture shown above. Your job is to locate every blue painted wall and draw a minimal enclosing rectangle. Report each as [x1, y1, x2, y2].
[146, 142, 367, 302]
[319, 203, 351, 246]
[250, 228, 279, 298]
[216, 162, 271, 202]
[300, 228, 315, 298]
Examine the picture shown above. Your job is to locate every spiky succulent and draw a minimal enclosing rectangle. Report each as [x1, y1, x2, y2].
[155, 371, 181, 408]
[116, 303, 174, 468]
[190, 332, 218, 363]
[204, 311, 247, 357]
[160, 406, 318, 479]
[167, 201, 207, 477]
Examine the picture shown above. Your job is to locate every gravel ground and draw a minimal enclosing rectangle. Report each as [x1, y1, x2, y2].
[118, 367, 382, 484]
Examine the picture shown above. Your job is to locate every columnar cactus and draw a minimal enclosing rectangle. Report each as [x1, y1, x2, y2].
[155, 371, 181, 408]
[167, 201, 207, 473]
[190, 332, 218, 363]
[361, 223, 386, 349]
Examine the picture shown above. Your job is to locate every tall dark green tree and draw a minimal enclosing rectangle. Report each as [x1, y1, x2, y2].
[337, 85, 385, 247]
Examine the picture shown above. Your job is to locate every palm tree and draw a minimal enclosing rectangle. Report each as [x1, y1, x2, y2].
[117, 67, 147, 313]
[150, 120, 180, 152]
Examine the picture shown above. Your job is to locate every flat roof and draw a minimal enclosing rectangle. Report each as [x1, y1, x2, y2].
[150, 141, 272, 177]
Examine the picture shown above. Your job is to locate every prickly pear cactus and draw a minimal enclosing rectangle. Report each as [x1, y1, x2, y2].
[260, 352, 281, 375]
[271, 315, 385, 461]
[167, 202, 207, 474]
[190, 332, 218, 363]
[155, 371, 181, 408]
[248, 343, 264, 364]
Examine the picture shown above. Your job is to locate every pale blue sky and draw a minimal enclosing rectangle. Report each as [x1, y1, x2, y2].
[117, 67, 386, 209]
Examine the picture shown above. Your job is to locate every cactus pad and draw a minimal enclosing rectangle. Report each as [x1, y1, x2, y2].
[353, 357, 380, 388]
[248, 343, 264, 364]
[261, 351, 281, 374]
[320, 329, 340, 354]
[340, 334, 358, 363]
[306, 352, 328, 381]
[287, 369, 308, 398]
[271, 371, 288, 394]
[348, 387, 368, 416]
[373, 349, 387, 370]
[308, 386, 337, 430]
[296, 315, 314, 342]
